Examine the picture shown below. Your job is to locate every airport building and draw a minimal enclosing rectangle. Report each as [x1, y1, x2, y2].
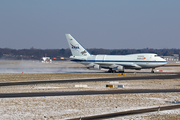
[162, 54, 179, 62]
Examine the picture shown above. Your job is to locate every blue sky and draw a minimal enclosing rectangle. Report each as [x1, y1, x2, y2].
[0, 0, 180, 49]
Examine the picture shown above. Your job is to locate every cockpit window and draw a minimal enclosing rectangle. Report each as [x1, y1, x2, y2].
[154, 55, 157, 57]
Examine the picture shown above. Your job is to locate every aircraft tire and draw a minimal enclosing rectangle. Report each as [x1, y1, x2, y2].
[108, 69, 112, 73]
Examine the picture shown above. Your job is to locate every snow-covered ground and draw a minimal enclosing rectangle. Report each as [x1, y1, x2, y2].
[0, 93, 180, 119]
[0, 61, 180, 119]
[112, 109, 180, 120]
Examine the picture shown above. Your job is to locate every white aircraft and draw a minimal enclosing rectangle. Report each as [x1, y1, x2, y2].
[65, 34, 167, 73]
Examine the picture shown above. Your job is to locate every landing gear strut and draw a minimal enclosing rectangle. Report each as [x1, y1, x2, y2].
[118, 71, 125, 73]
[151, 68, 155, 73]
[108, 68, 116, 73]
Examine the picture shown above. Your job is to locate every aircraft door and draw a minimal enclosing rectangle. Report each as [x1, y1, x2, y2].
[146, 55, 152, 67]
[96, 55, 105, 62]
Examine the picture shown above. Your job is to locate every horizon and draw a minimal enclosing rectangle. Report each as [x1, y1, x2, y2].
[0, 47, 180, 50]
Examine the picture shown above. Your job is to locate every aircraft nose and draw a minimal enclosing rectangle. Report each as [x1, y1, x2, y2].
[161, 58, 167, 64]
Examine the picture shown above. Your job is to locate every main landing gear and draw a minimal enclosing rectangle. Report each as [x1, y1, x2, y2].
[108, 68, 116, 73]
[108, 68, 124, 73]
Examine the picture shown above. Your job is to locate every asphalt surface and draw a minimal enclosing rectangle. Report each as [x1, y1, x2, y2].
[0, 89, 180, 98]
[0, 73, 180, 87]
[68, 105, 180, 120]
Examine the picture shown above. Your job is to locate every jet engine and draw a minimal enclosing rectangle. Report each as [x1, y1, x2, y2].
[87, 64, 101, 70]
[112, 65, 124, 71]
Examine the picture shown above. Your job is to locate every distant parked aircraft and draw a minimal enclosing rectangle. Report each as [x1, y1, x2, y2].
[65, 34, 167, 73]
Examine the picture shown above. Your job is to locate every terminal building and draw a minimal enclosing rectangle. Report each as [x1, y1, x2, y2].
[162, 54, 179, 62]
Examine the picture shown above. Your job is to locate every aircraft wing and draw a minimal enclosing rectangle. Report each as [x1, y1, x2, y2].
[108, 63, 142, 69]
[85, 62, 142, 69]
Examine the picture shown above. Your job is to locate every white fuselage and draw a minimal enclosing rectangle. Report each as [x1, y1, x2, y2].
[71, 53, 167, 69]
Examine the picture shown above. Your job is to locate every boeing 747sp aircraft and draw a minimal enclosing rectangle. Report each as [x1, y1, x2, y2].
[65, 34, 167, 73]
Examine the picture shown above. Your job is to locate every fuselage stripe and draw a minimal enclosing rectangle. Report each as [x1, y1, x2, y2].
[71, 60, 167, 63]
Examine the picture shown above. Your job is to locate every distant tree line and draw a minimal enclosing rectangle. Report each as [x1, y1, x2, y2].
[0, 48, 180, 60]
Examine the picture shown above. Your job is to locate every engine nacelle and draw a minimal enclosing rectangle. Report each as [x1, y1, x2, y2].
[87, 64, 101, 70]
[113, 65, 124, 71]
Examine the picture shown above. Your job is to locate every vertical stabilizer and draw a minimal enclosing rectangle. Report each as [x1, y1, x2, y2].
[65, 34, 90, 56]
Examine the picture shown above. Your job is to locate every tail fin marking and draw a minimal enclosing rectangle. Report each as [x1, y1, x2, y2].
[65, 34, 90, 56]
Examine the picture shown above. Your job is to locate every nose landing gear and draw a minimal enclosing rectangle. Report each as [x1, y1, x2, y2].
[151, 68, 155, 73]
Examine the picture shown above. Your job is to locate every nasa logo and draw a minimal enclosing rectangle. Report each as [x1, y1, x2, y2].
[70, 43, 79, 49]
